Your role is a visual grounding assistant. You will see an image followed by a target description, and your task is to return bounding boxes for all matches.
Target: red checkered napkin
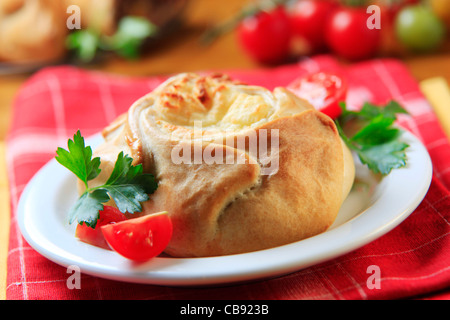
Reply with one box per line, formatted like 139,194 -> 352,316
5,55 -> 450,300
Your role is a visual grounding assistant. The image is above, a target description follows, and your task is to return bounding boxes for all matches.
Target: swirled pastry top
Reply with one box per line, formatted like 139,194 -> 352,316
145,73 -> 313,132
89,72 -> 355,257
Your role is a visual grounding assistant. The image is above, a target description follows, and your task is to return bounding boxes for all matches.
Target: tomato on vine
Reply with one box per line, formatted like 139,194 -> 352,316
395,4 -> 446,52
324,4 -> 382,60
237,6 -> 292,64
289,0 -> 338,54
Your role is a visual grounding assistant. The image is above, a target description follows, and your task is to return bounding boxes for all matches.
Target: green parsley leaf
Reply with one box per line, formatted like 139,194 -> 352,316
66,29 -> 101,63
103,16 -> 157,59
56,132 -> 158,228
55,130 -> 101,188
67,16 -> 157,62
350,115 -> 400,146
68,189 -> 110,227
100,151 -> 157,214
336,101 -> 410,176
357,140 -> 409,175
105,151 -> 144,186
339,100 -> 409,124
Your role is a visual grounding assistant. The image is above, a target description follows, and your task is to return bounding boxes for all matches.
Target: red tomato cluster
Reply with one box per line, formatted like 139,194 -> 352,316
237,0 -> 445,63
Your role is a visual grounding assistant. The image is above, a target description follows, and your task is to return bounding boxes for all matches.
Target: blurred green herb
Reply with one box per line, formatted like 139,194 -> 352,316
67,16 -> 157,62
66,29 -> 100,63
336,100 -> 410,175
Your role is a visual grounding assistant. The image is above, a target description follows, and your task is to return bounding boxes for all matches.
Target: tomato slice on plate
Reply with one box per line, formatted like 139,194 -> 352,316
101,211 -> 173,262
287,72 -> 347,119
75,206 -> 127,249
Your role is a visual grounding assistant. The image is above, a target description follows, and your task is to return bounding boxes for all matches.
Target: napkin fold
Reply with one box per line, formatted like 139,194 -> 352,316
5,55 -> 450,300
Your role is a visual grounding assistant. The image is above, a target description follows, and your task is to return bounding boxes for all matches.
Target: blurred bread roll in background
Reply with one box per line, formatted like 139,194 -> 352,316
0,0 -> 187,64
0,0 -> 67,64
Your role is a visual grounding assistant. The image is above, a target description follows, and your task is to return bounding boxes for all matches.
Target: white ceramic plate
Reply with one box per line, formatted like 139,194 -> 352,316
17,131 -> 432,287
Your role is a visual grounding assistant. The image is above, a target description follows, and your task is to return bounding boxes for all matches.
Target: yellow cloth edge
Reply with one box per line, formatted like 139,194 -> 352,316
0,141 -> 10,300
420,77 -> 450,141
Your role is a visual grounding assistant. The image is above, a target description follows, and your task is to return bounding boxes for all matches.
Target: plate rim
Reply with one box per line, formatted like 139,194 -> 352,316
16,130 -> 433,286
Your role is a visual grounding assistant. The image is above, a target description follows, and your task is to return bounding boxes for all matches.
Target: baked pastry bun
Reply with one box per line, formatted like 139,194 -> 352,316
0,0 -> 67,64
87,73 -> 355,257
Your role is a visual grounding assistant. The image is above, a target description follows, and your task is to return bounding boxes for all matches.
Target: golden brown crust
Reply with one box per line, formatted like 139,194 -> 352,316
91,73 -> 355,257
211,111 -> 343,256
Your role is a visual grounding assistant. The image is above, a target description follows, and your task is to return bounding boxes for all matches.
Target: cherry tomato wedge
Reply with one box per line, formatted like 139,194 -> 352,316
287,72 -> 347,119
101,211 -> 173,262
75,206 -> 127,249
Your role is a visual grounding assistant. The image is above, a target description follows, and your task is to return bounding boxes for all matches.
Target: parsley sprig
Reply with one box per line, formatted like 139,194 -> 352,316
336,100 -> 410,175
56,131 -> 158,228
67,16 -> 157,63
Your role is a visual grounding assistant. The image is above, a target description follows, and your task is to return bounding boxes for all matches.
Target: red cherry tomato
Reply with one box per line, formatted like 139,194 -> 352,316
75,206 -> 127,249
287,72 -> 347,119
237,6 -> 291,64
289,0 -> 338,54
325,6 -> 382,60
101,211 -> 173,262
